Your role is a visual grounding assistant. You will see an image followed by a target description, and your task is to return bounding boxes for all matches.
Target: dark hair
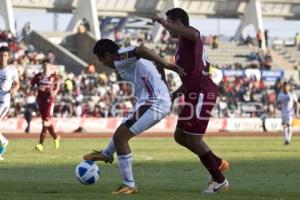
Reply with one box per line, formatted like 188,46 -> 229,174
166,8 -> 189,26
0,46 -> 10,53
283,81 -> 289,86
93,39 -> 119,58
42,58 -> 51,64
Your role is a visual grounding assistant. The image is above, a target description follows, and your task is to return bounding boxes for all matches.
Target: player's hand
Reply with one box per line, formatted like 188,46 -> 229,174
164,63 -> 186,77
9,89 -> 16,96
152,17 -> 168,27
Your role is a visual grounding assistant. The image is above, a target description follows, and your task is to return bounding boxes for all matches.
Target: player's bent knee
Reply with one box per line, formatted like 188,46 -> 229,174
43,120 -> 51,127
113,124 -> 135,145
174,128 -> 186,145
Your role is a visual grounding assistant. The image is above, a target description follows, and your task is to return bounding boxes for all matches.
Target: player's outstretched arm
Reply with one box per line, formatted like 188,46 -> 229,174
9,79 -> 20,96
135,46 -> 186,77
52,79 -> 62,97
152,17 -> 199,41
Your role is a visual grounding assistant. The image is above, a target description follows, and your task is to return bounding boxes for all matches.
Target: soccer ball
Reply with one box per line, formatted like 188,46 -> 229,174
75,160 -> 100,185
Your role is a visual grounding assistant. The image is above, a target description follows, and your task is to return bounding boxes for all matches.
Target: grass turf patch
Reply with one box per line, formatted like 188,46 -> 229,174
0,137 -> 300,200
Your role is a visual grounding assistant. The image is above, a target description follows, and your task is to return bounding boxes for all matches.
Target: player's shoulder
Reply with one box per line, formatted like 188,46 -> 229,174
277,92 -> 284,98
33,72 -> 42,78
118,46 -> 135,54
5,65 -> 17,72
114,46 -> 137,61
117,47 -> 135,60
189,26 -> 200,36
180,26 -> 201,41
2,65 -> 18,76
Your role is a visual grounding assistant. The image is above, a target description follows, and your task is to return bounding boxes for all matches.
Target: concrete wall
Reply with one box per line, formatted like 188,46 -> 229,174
61,32 -> 113,75
26,31 -> 88,75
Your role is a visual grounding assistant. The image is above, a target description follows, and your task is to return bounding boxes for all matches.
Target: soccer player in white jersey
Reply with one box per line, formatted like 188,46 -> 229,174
83,39 -> 185,194
277,82 -> 298,145
0,46 -> 20,160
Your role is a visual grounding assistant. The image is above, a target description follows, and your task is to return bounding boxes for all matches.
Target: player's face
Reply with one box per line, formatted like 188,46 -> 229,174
0,51 -> 9,67
283,84 -> 290,93
42,63 -> 51,75
166,17 -> 179,38
97,52 -> 114,68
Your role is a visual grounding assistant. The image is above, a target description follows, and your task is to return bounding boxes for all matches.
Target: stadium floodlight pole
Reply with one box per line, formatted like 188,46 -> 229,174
0,0 -> 16,35
234,0 -> 266,50
67,0 -> 100,39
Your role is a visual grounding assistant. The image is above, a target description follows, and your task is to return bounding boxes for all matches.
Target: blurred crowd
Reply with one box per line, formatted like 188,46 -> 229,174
216,76 -> 299,118
10,69 -> 296,120
1,29 -> 297,120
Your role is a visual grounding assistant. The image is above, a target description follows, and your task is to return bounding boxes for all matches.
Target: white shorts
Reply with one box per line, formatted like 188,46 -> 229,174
282,115 -> 293,125
123,98 -> 171,134
0,101 -> 10,121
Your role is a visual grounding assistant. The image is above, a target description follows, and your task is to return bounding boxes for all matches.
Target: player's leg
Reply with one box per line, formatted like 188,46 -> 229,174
0,132 -> 9,160
24,107 -> 32,133
282,120 -> 290,145
35,103 -> 48,151
288,124 -> 293,143
287,117 -> 293,143
175,92 -> 229,193
174,128 -> 226,168
83,137 -> 115,163
176,93 -> 228,171
35,122 -> 47,152
111,124 -> 137,194
102,138 -> 115,157
44,102 -> 60,149
0,105 -> 10,160
175,128 -> 228,187
111,99 -> 170,194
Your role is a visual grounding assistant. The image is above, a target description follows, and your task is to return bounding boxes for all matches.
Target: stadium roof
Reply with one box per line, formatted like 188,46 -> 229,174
11,0 -> 300,19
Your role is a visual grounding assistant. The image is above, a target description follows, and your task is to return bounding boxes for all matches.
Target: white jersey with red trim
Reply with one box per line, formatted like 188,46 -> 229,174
0,65 -> 19,104
114,47 -> 169,101
277,91 -> 298,121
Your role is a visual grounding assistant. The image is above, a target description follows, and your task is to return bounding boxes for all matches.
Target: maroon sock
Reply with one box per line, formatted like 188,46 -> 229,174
39,126 -> 47,144
211,152 -> 222,167
47,125 -> 57,139
199,151 -> 225,183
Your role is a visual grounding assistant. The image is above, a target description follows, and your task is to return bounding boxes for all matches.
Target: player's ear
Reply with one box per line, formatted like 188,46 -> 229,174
174,18 -> 181,25
104,51 -> 110,59
105,52 -> 114,60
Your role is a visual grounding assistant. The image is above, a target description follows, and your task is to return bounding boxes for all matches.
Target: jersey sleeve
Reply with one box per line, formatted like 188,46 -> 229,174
114,47 -> 139,69
277,93 -> 283,102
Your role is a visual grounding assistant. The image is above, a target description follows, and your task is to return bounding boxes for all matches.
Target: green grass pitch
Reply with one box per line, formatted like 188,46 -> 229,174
0,136 -> 300,200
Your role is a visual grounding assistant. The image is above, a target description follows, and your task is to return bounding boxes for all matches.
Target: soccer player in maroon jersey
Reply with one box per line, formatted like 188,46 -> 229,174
31,59 -> 61,152
153,8 -> 229,193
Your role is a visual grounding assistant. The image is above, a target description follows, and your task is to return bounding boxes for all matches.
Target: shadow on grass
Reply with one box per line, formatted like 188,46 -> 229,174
1,158 -> 300,200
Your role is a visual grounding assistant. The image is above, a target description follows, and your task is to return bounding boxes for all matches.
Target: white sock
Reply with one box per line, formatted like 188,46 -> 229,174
0,133 -> 8,145
288,127 -> 293,142
102,138 -> 115,157
284,127 -> 289,141
118,153 -> 135,187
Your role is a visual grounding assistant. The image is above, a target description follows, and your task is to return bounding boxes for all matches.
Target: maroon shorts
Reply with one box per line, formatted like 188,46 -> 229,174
176,91 -> 217,135
38,101 -> 54,121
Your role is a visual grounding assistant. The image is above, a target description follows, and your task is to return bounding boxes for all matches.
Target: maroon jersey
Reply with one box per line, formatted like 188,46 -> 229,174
31,72 -> 59,103
175,27 -> 217,93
